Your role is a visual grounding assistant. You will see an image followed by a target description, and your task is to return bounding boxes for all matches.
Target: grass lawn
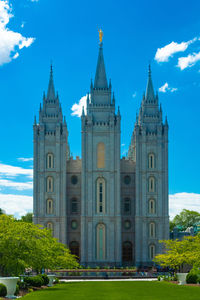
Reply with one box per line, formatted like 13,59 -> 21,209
22,281 -> 200,300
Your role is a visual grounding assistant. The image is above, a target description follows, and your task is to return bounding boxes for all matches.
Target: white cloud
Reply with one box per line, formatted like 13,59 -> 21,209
121,143 -> 125,147
159,82 -> 177,93
177,51 -> 200,70
0,0 -> 35,66
0,193 -> 33,217
0,163 -> 33,178
169,193 -> 200,219
18,157 -> 33,162
30,0 -> 39,2
21,21 -> 25,28
0,179 -> 33,190
71,94 -> 88,118
132,92 -> 137,98
155,38 -> 197,63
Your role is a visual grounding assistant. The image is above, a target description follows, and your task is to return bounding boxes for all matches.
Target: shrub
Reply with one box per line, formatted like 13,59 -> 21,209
39,274 -> 49,286
14,284 -> 19,296
0,283 -> 7,297
186,273 -> 198,284
28,288 -> 33,293
24,276 -> 43,287
54,277 -> 60,284
17,280 -> 28,290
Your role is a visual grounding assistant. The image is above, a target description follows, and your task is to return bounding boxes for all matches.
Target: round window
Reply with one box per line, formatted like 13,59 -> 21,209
71,220 -> 78,230
124,175 -> 131,185
71,175 -> 78,185
124,220 -> 131,230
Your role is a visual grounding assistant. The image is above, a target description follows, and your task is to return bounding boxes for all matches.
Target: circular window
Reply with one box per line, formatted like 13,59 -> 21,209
71,175 -> 78,185
124,220 -> 131,230
124,175 -> 131,185
71,220 -> 78,230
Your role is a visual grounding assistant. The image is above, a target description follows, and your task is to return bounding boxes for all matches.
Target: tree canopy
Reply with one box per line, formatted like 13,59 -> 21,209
170,209 -> 200,231
154,235 -> 200,271
0,215 -> 79,276
20,212 -> 33,223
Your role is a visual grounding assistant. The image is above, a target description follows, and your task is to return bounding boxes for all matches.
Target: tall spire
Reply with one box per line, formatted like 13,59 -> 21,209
94,43 -> 108,89
145,64 -> 155,101
47,64 -> 56,100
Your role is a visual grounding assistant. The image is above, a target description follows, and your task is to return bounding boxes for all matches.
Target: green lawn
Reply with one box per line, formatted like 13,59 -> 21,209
22,281 -> 200,300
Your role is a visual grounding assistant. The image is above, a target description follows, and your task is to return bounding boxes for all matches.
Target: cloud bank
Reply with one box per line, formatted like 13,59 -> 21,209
0,0 -> 35,65
155,38 -> 197,63
159,82 -> 177,93
71,95 -> 88,117
177,52 -> 200,70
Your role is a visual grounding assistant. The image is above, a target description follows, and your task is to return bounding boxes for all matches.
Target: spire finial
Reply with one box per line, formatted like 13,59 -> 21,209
148,64 -> 151,77
98,29 -> 103,44
94,37 -> 108,89
47,63 -> 56,100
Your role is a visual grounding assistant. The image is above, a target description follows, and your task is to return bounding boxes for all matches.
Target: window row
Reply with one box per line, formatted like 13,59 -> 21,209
46,198 -> 80,215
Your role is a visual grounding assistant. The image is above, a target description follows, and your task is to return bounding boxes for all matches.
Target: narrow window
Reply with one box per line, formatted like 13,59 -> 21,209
148,177 -> 155,192
97,178 -> 105,213
71,198 -> 78,214
148,153 -> 155,169
122,242 -> 132,262
97,223 -> 106,260
47,199 -> 53,214
97,143 -> 105,169
149,199 -> 156,214
47,222 -> 54,236
124,198 -> 131,215
149,244 -> 155,260
47,177 -> 54,192
47,153 -> 54,169
149,222 -> 156,238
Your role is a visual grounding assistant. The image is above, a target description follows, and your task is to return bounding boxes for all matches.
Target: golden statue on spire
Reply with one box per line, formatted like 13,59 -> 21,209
98,29 -> 103,43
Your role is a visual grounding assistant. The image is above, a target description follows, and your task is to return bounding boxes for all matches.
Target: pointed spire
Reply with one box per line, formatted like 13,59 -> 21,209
145,64 -> 155,101
94,43 -> 108,89
82,105 -> 85,116
47,64 -> 56,100
34,115 -> 37,125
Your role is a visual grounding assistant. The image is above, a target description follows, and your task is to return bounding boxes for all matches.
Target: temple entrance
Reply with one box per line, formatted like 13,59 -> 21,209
69,241 -> 80,260
122,241 -> 132,262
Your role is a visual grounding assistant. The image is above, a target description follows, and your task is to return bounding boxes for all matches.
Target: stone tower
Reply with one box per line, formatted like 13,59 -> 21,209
81,42 -> 122,266
128,66 -> 169,266
33,66 -> 69,244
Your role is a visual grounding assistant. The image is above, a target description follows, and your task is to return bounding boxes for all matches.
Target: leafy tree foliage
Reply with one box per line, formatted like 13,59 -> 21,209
0,208 -> 5,215
170,209 -> 200,231
0,215 -> 79,276
20,212 -> 33,223
154,235 -> 200,271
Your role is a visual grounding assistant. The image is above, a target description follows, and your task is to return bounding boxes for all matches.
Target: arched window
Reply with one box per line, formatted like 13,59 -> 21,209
71,198 -> 78,214
149,244 -> 155,260
47,222 -> 54,236
47,176 -> 54,192
69,241 -> 80,259
122,241 -> 132,262
97,142 -> 105,169
148,153 -> 155,169
47,199 -> 53,214
149,199 -> 156,214
96,223 -> 106,260
97,178 -> 106,213
149,222 -> 156,238
148,176 -> 155,193
124,198 -> 131,215
47,153 -> 54,169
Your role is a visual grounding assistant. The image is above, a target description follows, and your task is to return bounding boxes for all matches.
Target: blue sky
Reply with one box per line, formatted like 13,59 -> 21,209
0,0 -> 200,218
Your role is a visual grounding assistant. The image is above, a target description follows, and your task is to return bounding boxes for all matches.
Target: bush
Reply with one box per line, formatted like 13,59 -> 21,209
17,280 -> 28,290
14,284 -> 19,296
24,276 -> 43,287
186,273 -> 198,284
0,283 -> 7,297
39,274 -> 49,286
54,277 -> 60,284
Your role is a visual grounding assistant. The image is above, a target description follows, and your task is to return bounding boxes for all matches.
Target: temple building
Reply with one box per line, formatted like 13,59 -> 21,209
33,36 -> 169,267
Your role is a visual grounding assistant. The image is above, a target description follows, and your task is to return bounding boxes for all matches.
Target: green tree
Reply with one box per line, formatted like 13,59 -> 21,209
0,215 -> 79,276
172,209 -> 200,231
0,208 -> 5,215
154,235 -> 200,271
21,212 -> 33,223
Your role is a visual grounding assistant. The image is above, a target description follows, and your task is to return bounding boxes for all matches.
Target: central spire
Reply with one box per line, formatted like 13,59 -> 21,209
47,64 -> 56,100
145,64 -> 155,101
94,39 -> 108,89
